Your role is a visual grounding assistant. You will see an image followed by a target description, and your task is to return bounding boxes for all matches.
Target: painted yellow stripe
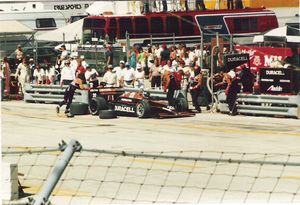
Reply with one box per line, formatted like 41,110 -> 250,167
9,147 -> 61,155
3,110 -> 300,137
131,158 -> 201,169
22,184 -> 92,197
281,176 -> 300,180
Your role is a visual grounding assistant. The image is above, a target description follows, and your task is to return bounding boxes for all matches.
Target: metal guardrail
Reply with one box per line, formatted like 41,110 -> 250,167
218,91 -> 300,119
24,83 -> 89,104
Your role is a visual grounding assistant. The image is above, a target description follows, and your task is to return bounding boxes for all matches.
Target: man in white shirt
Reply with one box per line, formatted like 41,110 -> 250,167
102,65 -> 117,87
60,45 -> 68,61
134,64 -> 145,88
60,60 -> 75,86
123,62 -> 135,87
33,65 -> 45,85
113,60 -> 126,87
85,64 -> 99,88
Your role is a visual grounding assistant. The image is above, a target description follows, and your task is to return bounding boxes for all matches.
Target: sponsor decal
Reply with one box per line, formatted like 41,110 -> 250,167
227,55 -> 248,62
120,98 -> 133,102
54,4 -> 90,10
203,25 -> 223,30
267,85 -> 283,92
259,68 -> 292,94
114,105 -> 135,113
265,70 -> 285,76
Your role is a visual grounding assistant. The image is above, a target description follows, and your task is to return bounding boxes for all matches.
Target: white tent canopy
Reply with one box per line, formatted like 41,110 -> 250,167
0,20 -> 33,34
253,26 -> 300,43
35,19 -> 84,42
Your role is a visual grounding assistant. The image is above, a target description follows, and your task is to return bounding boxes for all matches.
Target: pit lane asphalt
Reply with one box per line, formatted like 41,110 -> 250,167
2,101 -> 300,154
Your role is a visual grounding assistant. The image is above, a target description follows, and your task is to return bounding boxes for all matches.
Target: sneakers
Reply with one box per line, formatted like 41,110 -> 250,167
56,106 -> 60,114
64,109 -> 70,114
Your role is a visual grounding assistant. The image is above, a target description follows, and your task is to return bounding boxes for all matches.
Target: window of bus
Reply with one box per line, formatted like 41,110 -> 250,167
135,17 -> 148,35
150,17 -> 164,37
181,16 -> 194,36
83,18 -> 106,43
233,17 -> 258,33
119,18 -> 133,39
108,18 -> 117,43
166,16 -> 179,36
36,18 -> 56,28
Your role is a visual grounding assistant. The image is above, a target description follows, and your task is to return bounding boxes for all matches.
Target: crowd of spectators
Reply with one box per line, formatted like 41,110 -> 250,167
0,42 -> 259,113
138,0 -> 244,13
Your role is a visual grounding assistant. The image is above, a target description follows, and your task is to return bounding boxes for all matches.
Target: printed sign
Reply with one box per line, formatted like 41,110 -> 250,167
223,53 -> 249,72
259,68 -> 292,94
235,46 -> 293,72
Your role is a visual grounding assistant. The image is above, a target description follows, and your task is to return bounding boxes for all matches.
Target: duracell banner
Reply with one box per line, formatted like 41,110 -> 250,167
223,53 -> 249,72
259,68 -> 293,94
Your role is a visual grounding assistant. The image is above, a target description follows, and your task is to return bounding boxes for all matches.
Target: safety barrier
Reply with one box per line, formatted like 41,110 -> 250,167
218,91 -> 300,119
23,84 -> 185,105
24,84 -> 89,104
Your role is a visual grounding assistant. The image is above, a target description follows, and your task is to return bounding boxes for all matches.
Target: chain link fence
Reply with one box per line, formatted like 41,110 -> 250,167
2,145 -> 300,204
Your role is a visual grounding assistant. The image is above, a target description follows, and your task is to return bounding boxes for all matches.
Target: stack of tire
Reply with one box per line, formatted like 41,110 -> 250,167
89,97 -> 117,119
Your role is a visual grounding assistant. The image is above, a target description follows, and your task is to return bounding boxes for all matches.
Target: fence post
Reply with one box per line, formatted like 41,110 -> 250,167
29,139 -> 82,205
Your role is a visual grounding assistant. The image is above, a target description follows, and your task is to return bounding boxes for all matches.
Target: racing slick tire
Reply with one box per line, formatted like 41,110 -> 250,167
175,97 -> 189,112
89,97 -> 108,115
136,100 -> 151,118
70,102 -> 89,115
99,109 -> 117,119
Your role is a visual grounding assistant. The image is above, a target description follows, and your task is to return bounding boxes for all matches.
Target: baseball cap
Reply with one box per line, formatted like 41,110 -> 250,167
119,60 -> 125,64
125,62 -> 130,67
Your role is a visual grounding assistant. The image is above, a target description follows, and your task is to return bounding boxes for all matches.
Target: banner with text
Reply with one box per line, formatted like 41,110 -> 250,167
234,46 -> 293,72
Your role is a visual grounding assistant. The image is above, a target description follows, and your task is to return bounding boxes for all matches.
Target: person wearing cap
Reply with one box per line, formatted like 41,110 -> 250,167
85,64 -> 99,88
56,70 -> 89,114
33,64 -> 45,85
80,55 -> 88,69
15,58 -> 30,94
224,69 -> 240,115
113,60 -> 126,87
102,65 -> 117,87
15,44 -> 24,64
60,60 -> 75,86
123,62 -> 135,87
134,63 -> 145,89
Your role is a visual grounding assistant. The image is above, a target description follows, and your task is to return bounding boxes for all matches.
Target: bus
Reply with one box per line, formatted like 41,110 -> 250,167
82,7 -> 278,46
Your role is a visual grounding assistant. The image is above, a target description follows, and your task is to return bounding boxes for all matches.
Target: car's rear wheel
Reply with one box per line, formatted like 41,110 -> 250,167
175,97 -> 189,112
136,100 -> 151,118
89,97 -> 108,115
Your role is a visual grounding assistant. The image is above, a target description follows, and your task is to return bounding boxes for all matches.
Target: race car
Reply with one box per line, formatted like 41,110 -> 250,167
98,90 -> 195,118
